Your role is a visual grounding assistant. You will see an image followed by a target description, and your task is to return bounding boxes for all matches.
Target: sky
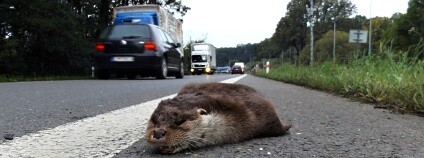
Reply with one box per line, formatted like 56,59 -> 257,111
180,0 -> 409,48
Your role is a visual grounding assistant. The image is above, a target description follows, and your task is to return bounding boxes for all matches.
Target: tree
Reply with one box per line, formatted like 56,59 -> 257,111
335,15 -> 367,33
271,0 -> 308,59
216,43 -> 257,67
299,30 -> 358,64
402,0 -> 424,59
0,0 -> 91,75
271,0 -> 356,65
379,0 -> 424,58
368,17 -> 391,53
405,0 -> 424,42
312,0 -> 357,41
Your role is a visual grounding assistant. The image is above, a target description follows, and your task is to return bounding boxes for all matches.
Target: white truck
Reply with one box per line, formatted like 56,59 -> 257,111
190,43 -> 216,75
112,5 -> 183,53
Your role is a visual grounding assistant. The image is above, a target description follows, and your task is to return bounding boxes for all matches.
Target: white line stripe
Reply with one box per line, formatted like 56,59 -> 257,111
219,74 -> 246,83
0,75 -> 246,158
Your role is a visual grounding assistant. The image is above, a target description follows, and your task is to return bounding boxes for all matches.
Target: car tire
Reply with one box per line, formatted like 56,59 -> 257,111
175,61 -> 184,79
156,58 -> 167,79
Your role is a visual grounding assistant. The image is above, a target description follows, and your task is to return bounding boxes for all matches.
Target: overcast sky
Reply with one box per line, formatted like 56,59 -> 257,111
180,0 -> 409,48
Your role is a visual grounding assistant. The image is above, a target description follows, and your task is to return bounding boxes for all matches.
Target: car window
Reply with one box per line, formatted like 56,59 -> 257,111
163,30 -> 175,44
192,55 -> 207,62
155,28 -> 168,43
100,25 -> 151,39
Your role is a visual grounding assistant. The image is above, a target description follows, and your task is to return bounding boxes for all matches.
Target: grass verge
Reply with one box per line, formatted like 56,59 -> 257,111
255,54 -> 424,115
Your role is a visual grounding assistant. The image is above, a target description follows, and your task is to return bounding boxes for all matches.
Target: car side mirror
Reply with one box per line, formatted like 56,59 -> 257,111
175,43 -> 181,48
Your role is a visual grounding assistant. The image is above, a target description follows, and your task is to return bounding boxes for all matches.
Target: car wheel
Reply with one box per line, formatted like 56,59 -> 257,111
175,61 -> 184,79
156,58 -> 167,79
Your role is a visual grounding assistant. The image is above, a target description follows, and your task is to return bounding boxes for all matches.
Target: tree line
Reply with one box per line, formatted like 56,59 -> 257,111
0,0 -> 188,76
218,0 -> 424,67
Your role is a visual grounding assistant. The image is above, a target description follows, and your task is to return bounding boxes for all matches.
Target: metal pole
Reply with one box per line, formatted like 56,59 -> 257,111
333,19 -> 336,63
369,0 -> 372,56
310,0 -> 314,66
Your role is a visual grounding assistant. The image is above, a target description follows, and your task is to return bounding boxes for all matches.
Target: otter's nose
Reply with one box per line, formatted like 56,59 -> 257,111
153,129 -> 166,139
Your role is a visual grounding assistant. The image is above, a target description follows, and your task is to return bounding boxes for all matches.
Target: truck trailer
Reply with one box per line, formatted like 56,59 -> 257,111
190,43 -> 216,75
112,5 -> 183,53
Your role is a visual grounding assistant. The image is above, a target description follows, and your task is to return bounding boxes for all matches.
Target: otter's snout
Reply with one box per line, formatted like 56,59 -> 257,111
153,129 -> 167,139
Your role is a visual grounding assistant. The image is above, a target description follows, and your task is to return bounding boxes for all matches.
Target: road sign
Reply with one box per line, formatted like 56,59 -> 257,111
349,29 -> 368,43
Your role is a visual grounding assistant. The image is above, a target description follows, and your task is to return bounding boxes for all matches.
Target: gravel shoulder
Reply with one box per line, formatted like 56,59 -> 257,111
115,75 -> 424,157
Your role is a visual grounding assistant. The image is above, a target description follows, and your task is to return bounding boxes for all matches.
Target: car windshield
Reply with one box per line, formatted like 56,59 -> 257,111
100,25 -> 151,39
192,55 -> 207,62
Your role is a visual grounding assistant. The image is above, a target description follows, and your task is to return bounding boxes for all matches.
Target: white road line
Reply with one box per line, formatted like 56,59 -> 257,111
0,75 -> 246,158
219,74 -> 246,84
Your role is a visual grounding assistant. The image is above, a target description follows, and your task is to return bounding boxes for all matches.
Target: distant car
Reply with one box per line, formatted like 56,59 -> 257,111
234,62 -> 245,72
231,65 -> 244,74
216,66 -> 231,74
221,66 -> 231,73
91,24 -> 184,79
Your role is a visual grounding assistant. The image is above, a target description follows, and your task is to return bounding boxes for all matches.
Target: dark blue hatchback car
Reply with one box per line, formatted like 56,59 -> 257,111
91,24 -> 184,79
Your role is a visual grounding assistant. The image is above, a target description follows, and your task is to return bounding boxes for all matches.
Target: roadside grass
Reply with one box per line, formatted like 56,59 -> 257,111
255,52 -> 424,115
0,75 -> 91,82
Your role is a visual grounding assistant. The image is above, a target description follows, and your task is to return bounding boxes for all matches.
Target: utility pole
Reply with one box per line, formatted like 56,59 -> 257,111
333,18 -> 336,63
309,0 -> 314,66
368,0 -> 372,56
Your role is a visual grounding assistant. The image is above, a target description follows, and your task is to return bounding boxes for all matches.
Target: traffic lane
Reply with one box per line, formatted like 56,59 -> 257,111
114,75 -> 424,157
0,74 -> 236,143
241,75 -> 424,157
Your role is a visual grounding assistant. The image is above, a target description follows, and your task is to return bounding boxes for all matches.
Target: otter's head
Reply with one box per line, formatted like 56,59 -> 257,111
145,94 -> 210,154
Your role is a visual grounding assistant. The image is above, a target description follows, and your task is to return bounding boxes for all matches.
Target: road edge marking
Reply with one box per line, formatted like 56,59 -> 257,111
0,75 -> 247,157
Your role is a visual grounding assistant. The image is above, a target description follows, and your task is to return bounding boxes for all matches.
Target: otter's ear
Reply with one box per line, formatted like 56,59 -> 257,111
197,108 -> 208,115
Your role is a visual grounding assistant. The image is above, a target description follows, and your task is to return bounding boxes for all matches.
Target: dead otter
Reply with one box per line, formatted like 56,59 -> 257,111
145,83 -> 291,154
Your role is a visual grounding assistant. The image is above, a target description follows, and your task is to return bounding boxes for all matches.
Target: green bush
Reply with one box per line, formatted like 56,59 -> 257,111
299,31 -> 359,65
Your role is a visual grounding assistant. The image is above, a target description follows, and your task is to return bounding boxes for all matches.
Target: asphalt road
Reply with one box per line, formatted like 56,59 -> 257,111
1,74 -> 423,157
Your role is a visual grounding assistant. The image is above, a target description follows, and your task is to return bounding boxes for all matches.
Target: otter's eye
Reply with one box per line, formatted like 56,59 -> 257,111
174,120 -> 186,126
150,116 -> 158,125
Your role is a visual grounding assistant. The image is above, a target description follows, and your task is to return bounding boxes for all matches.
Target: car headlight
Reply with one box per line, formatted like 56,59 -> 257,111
205,67 -> 211,72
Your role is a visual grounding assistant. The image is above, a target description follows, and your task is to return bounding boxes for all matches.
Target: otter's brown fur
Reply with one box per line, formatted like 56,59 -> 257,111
145,83 -> 291,154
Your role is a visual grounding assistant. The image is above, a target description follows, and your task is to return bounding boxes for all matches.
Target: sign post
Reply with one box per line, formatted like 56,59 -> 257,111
266,61 -> 270,74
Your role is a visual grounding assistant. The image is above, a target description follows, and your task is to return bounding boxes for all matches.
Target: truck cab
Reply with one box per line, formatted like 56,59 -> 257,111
190,43 -> 216,75
191,51 -> 212,75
